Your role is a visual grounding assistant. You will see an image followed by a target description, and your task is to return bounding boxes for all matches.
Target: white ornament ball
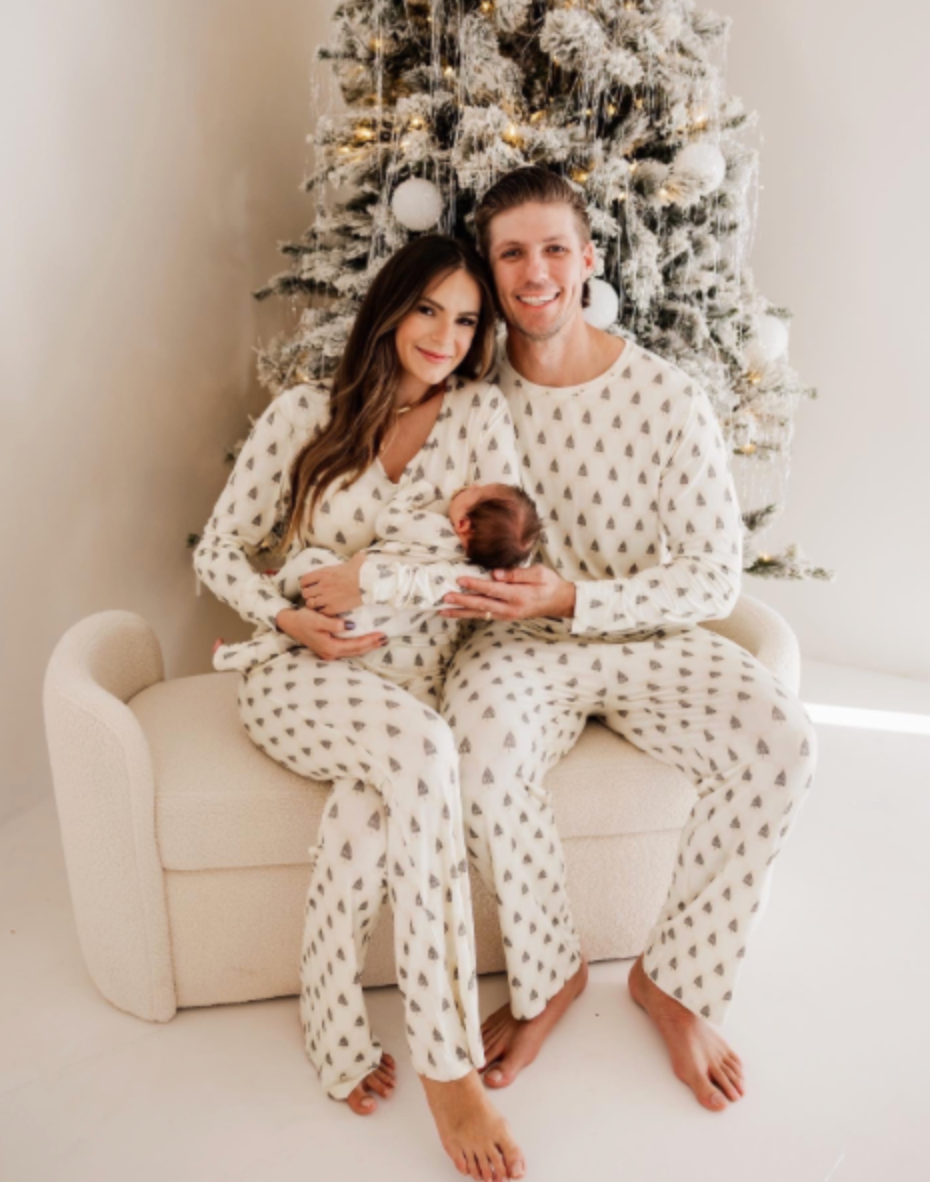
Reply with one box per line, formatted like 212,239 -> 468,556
674,142 -> 727,193
583,278 -> 620,330
745,315 -> 790,368
390,178 -> 443,231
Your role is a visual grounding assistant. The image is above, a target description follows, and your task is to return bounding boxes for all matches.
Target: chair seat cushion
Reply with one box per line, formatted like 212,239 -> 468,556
131,672 -> 697,873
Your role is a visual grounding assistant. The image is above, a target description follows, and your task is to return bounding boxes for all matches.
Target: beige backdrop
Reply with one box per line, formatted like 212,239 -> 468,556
3,0 -> 926,826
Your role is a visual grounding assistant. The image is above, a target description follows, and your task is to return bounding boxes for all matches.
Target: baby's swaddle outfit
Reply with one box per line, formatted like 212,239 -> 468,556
213,478 -> 483,704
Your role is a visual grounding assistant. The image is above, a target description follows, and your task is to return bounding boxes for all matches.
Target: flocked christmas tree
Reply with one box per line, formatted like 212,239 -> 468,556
245,0 -> 830,580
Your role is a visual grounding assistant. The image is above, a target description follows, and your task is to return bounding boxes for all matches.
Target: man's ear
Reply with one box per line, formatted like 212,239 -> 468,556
582,238 -> 597,279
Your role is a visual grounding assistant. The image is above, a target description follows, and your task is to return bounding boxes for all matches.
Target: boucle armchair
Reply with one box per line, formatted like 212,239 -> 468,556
43,595 -> 799,1023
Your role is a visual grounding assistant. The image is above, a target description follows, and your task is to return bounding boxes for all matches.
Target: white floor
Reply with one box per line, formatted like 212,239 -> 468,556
2,660 -> 929,1182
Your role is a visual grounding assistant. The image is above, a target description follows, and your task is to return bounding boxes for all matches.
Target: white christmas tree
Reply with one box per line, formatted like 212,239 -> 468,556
251,0 -> 831,581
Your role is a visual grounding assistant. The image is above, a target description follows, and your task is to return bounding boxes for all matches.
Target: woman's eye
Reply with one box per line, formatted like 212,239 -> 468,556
418,305 -> 434,315
458,318 -> 477,327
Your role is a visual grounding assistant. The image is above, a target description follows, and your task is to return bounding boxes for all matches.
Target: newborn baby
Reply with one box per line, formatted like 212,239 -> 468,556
212,479 -> 541,701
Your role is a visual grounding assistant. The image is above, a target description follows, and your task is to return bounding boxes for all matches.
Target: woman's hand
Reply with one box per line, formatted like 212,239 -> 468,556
299,552 -> 366,615
276,607 -> 385,661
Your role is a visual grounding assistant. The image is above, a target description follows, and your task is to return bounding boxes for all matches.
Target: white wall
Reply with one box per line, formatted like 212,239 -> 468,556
712,0 -> 930,681
0,0 -> 337,824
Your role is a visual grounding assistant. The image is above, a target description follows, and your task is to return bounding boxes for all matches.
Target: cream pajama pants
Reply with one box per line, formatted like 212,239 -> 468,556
441,617 -> 817,1026
238,649 -> 484,1098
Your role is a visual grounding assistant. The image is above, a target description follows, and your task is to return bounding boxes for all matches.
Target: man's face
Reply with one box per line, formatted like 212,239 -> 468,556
485,201 -> 596,342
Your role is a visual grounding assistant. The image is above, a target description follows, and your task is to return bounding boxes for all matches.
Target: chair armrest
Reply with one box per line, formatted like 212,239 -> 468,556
43,612 -> 176,1021
700,593 -> 801,694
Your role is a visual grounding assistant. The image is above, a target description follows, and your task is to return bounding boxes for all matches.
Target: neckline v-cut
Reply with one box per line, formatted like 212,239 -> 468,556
375,392 -> 447,486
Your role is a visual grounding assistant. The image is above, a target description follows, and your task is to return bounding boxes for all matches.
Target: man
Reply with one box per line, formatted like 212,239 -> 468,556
439,166 -> 817,1112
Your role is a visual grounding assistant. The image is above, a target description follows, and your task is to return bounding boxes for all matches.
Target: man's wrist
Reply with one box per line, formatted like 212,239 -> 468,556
557,579 -> 577,619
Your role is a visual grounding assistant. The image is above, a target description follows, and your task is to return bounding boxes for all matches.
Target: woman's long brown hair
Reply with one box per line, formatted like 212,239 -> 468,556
281,235 -> 498,550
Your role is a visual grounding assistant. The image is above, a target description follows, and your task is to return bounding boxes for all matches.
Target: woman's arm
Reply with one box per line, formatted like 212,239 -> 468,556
194,388 -> 339,630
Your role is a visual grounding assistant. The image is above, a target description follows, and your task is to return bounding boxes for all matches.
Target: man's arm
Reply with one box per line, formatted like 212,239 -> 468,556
443,386 -> 742,632
570,385 -> 743,638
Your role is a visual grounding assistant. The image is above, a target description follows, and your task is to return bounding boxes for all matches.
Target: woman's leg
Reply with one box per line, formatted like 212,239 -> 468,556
238,649 -> 484,1091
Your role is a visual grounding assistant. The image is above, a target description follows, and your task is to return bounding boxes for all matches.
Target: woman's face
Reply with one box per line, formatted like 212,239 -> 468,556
393,268 -> 483,403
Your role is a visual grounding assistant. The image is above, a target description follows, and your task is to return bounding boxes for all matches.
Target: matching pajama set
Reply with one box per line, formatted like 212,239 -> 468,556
194,379 -> 520,1098
431,342 -> 818,1025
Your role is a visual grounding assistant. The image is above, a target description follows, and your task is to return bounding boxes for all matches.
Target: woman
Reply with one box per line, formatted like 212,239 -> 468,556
194,236 -> 525,1182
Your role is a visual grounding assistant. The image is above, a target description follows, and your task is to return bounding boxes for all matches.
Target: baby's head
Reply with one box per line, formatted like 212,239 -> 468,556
448,483 -> 542,570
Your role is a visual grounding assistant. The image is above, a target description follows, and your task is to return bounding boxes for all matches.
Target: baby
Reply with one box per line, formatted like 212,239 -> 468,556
212,479 -> 541,703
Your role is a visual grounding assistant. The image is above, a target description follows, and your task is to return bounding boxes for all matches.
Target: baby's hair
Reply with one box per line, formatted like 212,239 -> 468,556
463,486 -> 542,570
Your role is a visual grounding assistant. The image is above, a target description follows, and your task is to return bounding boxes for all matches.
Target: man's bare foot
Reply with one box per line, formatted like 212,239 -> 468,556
628,955 -> 745,1111
342,1052 -> 397,1116
421,1070 -> 525,1181
480,958 -> 588,1090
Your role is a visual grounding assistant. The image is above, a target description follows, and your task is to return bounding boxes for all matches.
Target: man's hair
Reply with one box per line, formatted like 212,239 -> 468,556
474,166 -> 592,307
462,486 -> 543,571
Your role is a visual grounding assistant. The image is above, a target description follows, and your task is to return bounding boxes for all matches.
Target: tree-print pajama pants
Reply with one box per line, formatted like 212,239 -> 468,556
440,618 -> 818,1025
237,648 -> 484,1098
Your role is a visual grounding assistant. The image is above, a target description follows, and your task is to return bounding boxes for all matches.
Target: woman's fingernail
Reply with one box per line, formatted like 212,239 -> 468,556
344,621 -> 356,630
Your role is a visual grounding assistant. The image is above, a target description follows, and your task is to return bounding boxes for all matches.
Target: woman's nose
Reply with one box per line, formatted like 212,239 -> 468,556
429,319 -> 456,350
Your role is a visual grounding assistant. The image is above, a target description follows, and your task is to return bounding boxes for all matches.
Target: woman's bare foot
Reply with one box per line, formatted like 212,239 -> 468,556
421,1070 -> 525,1181
480,958 -> 588,1090
342,1052 -> 397,1116
628,955 -> 745,1111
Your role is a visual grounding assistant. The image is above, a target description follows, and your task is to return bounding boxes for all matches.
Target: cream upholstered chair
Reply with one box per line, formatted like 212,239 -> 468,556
43,595 -> 799,1023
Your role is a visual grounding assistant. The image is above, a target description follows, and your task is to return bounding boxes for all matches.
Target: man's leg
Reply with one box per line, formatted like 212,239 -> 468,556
597,625 -> 817,1109
441,622 -> 596,1088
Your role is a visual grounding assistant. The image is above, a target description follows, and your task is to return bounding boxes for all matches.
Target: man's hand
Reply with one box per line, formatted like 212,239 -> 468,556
440,564 -> 576,622
276,607 -> 385,661
299,552 -> 365,615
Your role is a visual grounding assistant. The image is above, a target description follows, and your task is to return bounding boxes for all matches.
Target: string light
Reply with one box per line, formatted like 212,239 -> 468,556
371,37 -> 382,51
747,371 -> 763,385
740,442 -> 757,455
409,116 -> 424,129
443,64 -> 455,78
607,103 -> 617,117
572,167 -> 590,183
480,0 -> 493,11
529,109 -> 547,123
502,122 -> 522,146
354,125 -> 376,141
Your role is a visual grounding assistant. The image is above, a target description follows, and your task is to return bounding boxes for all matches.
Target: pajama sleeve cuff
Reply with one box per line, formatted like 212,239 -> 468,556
255,589 -> 298,632
569,579 -> 614,638
359,555 -> 395,606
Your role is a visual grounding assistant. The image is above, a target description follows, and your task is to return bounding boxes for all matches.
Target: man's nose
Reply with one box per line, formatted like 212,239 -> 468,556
521,250 -> 548,285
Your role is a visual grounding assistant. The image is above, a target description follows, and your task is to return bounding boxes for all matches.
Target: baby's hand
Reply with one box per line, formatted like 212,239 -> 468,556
212,638 -> 225,656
